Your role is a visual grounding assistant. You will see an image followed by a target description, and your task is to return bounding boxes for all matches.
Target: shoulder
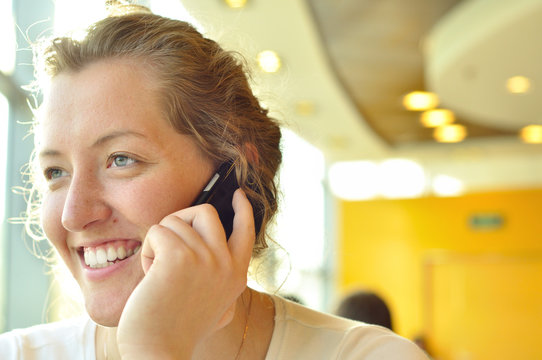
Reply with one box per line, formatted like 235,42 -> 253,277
268,295 -> 428,360
0,316 -> 95,360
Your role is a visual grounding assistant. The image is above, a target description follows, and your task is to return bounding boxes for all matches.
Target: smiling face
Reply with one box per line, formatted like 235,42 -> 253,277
38,59 -> 214,326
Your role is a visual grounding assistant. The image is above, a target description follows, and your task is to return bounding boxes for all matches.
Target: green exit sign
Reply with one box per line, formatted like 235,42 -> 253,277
468,213 -> 504,230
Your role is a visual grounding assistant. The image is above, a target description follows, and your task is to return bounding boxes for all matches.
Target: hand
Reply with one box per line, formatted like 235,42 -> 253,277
117,189 -> 255,359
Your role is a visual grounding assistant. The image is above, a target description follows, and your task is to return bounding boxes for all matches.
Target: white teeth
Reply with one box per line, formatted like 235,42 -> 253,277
96,248 -> 107,264
117,246 -> 127,260
86,250 -> 97,267
107,246 -> 116,261
84,244 -> 140,269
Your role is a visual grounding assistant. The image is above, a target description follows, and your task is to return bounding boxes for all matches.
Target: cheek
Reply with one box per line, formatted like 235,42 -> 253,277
113,176 -> 199,228
41,192 -> 68,252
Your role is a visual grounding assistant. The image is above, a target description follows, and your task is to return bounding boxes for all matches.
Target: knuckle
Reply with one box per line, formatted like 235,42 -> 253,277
198,203 -> 218,217
146,224 -> 164,238
159,213 -> 178,226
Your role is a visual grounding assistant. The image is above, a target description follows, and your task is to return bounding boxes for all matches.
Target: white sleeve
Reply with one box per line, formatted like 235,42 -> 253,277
0,316 -> 96,360
0,330 -> 21,360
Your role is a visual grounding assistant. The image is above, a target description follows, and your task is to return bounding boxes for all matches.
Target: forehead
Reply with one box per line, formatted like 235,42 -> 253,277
38,59 -> 165,145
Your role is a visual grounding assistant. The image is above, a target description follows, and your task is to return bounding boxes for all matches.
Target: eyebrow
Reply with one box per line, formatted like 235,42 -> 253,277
91,130 -> 147,147
38,130 -> 147,159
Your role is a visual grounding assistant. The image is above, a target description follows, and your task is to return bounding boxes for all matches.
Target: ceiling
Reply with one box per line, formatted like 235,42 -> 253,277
165,0 -> 542,190
306,0 -> 518,145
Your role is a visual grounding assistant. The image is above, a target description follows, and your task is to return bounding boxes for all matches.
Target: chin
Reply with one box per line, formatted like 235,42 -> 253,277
77,258 -> 144,327
82,281 -> 138,327
85,294 -> 126,327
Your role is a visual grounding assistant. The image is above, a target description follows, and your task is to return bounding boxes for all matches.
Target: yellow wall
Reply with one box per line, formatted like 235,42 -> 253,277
336,188 -> 542,359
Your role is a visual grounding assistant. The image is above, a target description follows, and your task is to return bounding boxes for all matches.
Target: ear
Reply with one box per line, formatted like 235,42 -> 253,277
243,143 -> 260,166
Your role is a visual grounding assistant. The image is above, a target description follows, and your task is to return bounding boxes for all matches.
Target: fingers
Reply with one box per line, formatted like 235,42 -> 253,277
141,207 -> 223,279
141,223 -> 197,275
142,189 -> 255,280
165,203 -> 226,245
229,189 -> 255,269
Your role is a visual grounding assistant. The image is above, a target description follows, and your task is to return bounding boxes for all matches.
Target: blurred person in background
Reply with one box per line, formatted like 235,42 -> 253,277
336,290 -> 393,330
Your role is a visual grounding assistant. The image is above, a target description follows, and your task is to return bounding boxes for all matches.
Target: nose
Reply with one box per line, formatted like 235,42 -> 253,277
61,171 -> 112,232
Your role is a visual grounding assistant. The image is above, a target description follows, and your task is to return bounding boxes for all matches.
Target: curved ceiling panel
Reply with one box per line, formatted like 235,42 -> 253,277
425,0 -> 542,131
307,0 -> 514,146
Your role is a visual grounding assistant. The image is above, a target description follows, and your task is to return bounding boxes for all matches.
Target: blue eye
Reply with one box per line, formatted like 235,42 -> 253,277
108,154 -> 137,168
44,168 -> 67,180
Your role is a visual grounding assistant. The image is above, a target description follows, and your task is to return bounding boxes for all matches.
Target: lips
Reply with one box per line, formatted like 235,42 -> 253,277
82,240 -> 141,269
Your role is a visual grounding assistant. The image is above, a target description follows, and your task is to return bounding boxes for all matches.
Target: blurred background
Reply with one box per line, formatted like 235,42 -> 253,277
1,0 -> 541,358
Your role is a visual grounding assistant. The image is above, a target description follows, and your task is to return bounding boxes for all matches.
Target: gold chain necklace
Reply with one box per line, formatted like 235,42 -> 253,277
234,290 -> 253,360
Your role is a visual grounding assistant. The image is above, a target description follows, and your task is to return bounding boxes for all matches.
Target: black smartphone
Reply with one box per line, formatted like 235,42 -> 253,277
192,161 -> 262,239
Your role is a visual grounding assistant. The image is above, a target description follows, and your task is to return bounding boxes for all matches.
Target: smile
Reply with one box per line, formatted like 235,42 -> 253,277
83,242 -> 141,269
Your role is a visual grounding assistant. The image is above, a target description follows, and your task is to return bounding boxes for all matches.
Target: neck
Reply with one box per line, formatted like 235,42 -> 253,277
192,288 -> 254,360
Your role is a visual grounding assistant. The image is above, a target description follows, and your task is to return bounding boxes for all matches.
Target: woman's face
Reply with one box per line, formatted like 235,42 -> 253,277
38,59 -> 214,326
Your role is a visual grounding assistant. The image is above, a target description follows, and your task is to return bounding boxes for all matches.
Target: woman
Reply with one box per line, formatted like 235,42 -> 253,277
0,5 -> 428,359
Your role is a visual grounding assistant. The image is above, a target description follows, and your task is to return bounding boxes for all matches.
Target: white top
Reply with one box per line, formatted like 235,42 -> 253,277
0,315 -> 96,359
266,295 -> 428,359
0,295 -> 428,359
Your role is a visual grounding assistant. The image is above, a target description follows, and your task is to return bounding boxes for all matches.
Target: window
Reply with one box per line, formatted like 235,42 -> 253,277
0,0 -> 14,333
0,93 -> 9,332
53,0 -> 200,36
0,0 -> 15,74
0,95 -> 8,224
271,128 -> 328,310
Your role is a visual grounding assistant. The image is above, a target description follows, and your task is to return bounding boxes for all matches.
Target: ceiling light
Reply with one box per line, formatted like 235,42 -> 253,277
328,161 -> 380,200
379,159 -> 426,199
295,100 -> 315,116
329,159 -> 427,200
434,124 -> 467,143
420,109 -> 455,127
520,125 -> 542,143
257,50 -> 281,73
402,91 -> 439,111
224,0 -> 247,8
506,76 -> 531,94
432,174 -> 464,197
